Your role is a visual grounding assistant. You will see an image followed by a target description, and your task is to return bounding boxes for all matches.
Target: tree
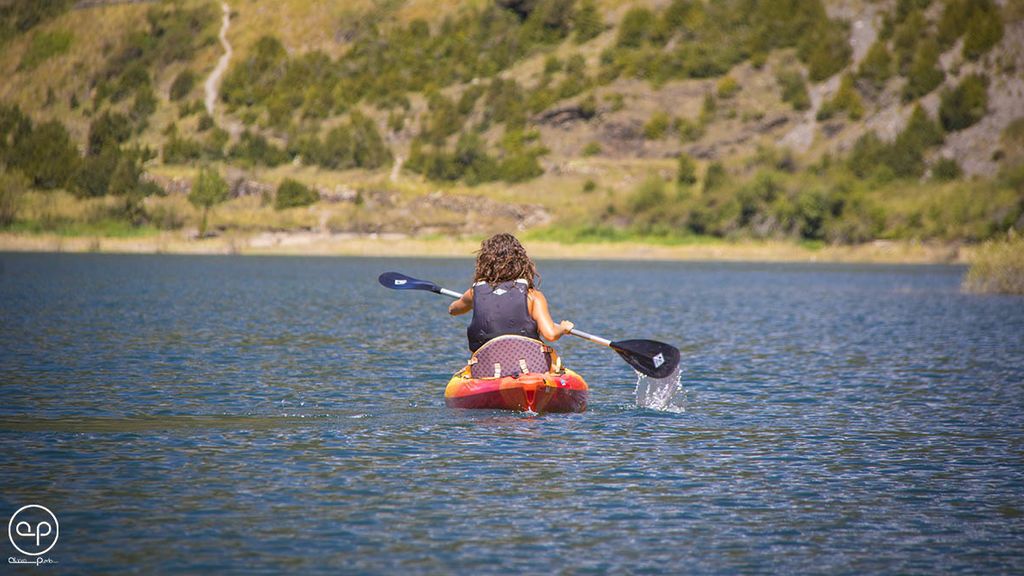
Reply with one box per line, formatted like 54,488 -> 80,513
188,166 -> 229,237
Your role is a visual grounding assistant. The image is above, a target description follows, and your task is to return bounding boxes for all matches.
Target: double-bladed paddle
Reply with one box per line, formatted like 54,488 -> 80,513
378,271 -> 681,379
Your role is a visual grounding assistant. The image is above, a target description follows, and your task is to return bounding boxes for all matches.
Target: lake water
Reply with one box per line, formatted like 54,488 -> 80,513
1,253 -> 1022,574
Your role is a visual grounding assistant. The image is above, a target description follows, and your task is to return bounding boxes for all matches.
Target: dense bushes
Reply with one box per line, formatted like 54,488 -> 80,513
4,118 -> 79,190
222,1 -> 587,126
0,104 -> 157,220
406,129 -> 545,185
848,105 -> 944,180
291,111 -> 391,170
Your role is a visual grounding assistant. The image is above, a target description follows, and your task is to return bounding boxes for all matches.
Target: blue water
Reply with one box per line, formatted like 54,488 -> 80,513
1,253 -> 1023,574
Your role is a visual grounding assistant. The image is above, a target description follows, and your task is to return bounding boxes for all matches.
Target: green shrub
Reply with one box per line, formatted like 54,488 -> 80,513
677,118 -> 704,142
940,74 -> 989,132
937,0 -> 972,47
892,10 -> 927,73
902,104 -> 945,150
717,76 -> 740,99
776,68 -> 810,111
130,86 -> 158,126
499,151 -> 544,182
229,131 -> 290,167
700,93 -> 717,123
703,161 -> 728,192
19,29 -> 72,70
643,111 -> 671,139
87,111 -> 132,156
275,178 -> 318,210
582,142 -> 601,156
798,19 -> 852,81
963,0 -> 1004,60
163,134 -> 203,164
629,175 -> 668,214
677,153 -> 697,185
169,70 -> 196,101
963,234 -> 1024,294
582,178 -> 597,193
572,0 -> 603,43
932,157 -> 962,181
76,147 -> 121,197
847,132 -> 887,179
616,7 -> 655,48
902,38 -> 944,102
818,73 -> 864,121
8,120 -> 80,190
858,40 -> 893,89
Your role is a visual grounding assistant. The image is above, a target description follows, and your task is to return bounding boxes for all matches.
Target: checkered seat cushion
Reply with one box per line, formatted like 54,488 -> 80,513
469,335 -> 552,379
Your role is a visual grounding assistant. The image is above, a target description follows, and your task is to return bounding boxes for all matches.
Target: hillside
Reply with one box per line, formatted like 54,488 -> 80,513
0,0 -> 1022,250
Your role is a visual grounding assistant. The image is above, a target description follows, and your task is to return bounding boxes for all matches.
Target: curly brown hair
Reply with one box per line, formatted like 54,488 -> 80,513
473,233 -> 539,288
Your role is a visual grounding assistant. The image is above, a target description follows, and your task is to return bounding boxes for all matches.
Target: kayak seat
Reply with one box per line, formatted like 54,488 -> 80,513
469,335 -> 552,379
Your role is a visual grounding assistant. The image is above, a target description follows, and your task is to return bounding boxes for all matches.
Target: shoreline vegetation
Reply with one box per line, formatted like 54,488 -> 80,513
0,0 -> 1020,289
0,230 -> 971,264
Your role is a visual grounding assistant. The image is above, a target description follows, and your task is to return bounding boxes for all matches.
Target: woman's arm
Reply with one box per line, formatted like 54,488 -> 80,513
528,289 -> 574,342
448,288 -> 473,316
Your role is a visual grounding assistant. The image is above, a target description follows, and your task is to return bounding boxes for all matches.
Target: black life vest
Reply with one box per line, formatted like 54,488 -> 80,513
467,279 -> 540,352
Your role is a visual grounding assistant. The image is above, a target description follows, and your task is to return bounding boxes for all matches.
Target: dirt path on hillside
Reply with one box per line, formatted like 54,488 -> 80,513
204,2 -> 232,117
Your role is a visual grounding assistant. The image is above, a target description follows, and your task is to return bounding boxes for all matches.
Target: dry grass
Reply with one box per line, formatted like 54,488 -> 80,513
963,233 -> 1024,295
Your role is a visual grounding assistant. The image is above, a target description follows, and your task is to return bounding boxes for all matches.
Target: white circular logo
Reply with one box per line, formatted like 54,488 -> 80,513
8,505 -> 59,557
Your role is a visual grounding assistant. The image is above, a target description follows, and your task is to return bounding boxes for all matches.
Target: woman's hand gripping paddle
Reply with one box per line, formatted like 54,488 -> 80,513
378,272 -> 681,379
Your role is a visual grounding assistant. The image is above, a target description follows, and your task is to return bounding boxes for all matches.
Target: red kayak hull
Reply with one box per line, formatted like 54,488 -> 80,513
444,369 -> 588,413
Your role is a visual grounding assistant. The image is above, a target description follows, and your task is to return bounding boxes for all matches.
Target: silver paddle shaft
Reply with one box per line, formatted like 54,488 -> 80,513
439,288 -> 462,299
567,328 -> 612,347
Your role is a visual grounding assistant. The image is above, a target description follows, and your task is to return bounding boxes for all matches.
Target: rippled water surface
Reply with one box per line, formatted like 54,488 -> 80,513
1,253 -> 1023,574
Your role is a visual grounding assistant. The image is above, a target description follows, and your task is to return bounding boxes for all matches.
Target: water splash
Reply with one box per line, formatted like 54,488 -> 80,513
634,366 -> 685,412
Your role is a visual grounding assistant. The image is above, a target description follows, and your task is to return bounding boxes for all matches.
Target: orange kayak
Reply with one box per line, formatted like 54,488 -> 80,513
444,367 -> 588,413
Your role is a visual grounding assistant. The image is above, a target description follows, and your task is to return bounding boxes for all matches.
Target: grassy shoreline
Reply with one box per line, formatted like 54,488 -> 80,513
0,231 -> 972,264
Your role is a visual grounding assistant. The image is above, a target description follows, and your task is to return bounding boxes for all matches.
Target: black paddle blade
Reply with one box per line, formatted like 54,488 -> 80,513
610,339 -> 681,378
378,272 -> 441,294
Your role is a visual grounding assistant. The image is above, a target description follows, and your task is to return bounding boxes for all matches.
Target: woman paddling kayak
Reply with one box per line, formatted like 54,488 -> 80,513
443,233 -> 587,412
448,233 -> 574,352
